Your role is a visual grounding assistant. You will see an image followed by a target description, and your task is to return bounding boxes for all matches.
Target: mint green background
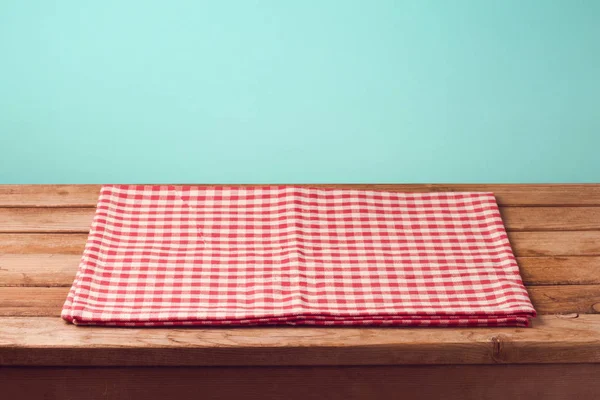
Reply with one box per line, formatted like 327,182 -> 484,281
1,1 -> 599,183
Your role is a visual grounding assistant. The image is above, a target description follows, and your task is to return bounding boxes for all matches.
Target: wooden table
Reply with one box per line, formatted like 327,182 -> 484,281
1,184 -> 599,399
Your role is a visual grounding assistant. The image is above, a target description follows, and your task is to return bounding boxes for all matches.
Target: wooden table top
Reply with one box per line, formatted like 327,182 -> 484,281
1,184 -> 599,367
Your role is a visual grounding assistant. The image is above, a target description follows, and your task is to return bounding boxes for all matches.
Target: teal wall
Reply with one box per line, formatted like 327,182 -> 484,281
1,1 -> 599,183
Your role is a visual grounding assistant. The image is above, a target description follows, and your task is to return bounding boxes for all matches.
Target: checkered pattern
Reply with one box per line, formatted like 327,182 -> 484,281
62,185 -> 536,327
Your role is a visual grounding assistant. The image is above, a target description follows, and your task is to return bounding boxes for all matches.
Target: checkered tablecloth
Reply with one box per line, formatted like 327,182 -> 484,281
62,185 -> 536,327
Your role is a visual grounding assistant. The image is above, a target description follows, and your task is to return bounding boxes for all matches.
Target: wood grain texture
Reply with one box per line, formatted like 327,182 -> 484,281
0,208 -> 94,233
0,285 -> 598,317
0,315 -> 599,366
2,231 -> 600,257
528,285 -> 600,314
2,184 -> 600,207
500,207 -> 600,231
508,231 -> 600,256
0,257 -> 596,290
0,185 -> 100,207
518,257 -> 600,285
3,206 -> 600,233
0,254 -> 80,286
3,364 -> 600,400
0,287 -> 68,317
0,234 -> 87,254
3,254 -> 598,287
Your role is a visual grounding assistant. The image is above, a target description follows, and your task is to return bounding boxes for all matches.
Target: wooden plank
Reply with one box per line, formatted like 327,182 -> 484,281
0,254 -> 80,286
3,206 -> 600,234
508,231 -> 600,256
528,285 -> 600,314
0,185 -> 100,207
0,285 -> 598,317
0,287 -> 68,317
500,207 -> 600,231
1,254 -> 599,287
0,208 -> 94,233
518,257 -> 600,285
1,232 -> 599,260
0,206 -> 599,234
0,234 -> 87,254
2,364 -> 600,400
1,235 -> 599,287
0,315 -> 599,366
2,184 -> 600,207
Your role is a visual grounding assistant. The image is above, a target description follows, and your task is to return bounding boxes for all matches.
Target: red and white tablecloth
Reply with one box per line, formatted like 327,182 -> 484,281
62,185 -> 536,327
